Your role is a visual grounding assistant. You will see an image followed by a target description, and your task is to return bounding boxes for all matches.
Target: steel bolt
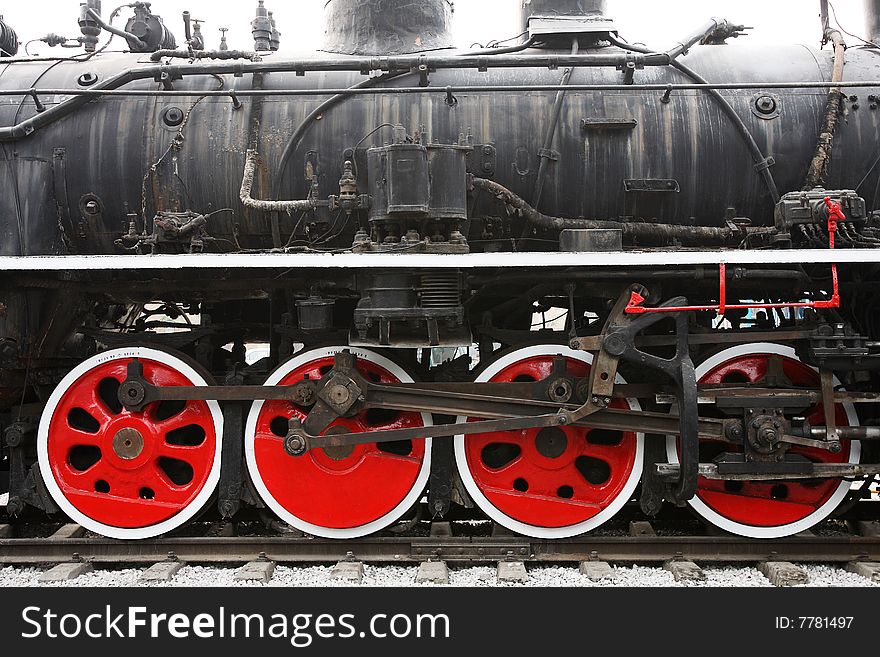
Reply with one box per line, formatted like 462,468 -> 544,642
285,434 -> 307,456
163,106 -> 185,127
6,496 -> 24,516
755,95 -> 777,115
4,426 -> 23,448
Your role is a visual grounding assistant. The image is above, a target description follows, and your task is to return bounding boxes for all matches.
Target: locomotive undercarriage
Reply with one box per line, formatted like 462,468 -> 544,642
4,0 -> 880,543
2,262 -> 878,540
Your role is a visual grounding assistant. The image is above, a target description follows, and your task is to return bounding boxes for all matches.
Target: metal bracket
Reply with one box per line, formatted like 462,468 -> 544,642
571,285 -> 699,503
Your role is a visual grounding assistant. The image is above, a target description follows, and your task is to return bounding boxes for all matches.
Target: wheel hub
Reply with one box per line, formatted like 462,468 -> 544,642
112,427 -> 145,460
535,427 -> 568,459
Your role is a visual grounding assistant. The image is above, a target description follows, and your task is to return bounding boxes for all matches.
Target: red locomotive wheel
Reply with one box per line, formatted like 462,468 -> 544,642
245,347 -> 432,539
37,348 -> 223,540
666,344 -> 861,538
454,345 -> 644,538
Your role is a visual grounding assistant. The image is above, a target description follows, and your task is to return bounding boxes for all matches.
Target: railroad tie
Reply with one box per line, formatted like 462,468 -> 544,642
845,562 -> 880,583
140,560 -> 186,583
416,560 -> 449,584
49,524 -> 86,540
759,561 -> 810,587
854,521 -> 880,538
663,560 -> 707,582
496,561 -> 529,583
629,521 -> 656,537
235,556 -> 276,584
579,560 -> 617,582
37,560 -> 94,583
331,560 -> 364,583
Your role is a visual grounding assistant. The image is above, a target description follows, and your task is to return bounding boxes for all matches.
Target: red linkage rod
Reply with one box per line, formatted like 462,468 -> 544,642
625,197 -> 842,315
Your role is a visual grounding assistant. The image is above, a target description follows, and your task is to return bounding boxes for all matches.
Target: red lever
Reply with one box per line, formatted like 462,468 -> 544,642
823,196 -> 843,249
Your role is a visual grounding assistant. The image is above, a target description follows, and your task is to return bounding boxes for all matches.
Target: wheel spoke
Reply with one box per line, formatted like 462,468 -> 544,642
245,347 -> 432,538
456,346 -> 643,537
41,348 -> 221,538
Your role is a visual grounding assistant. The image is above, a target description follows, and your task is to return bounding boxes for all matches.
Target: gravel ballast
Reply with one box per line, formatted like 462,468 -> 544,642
0,563 -> 875,588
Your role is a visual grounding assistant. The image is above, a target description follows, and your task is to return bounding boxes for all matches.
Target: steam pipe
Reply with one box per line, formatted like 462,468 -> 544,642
150,49 -> 258,62
471,178 -> 772,246
0,51 -> 673,142
531,39 -> 579,212
804,28 -> 846,189
240,149 -> 327,213
183,11 -> 193,44
666,18 -> 733,60
86,8 -> 146,51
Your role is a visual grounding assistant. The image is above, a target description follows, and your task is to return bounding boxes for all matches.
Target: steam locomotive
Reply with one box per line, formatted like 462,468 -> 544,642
1,0 -> 879,541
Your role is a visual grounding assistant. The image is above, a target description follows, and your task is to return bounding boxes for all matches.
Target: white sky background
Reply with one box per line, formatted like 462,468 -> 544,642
0,1 -> 871,57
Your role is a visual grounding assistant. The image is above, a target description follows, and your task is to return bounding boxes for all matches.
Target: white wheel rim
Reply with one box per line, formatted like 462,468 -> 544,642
245,346 -> 433,539
37,347 -> 224,540
665,343 -> 861,539
454,345 -> 644,539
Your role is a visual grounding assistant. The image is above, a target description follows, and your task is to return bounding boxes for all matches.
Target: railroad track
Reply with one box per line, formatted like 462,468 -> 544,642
2,518 -> 879,566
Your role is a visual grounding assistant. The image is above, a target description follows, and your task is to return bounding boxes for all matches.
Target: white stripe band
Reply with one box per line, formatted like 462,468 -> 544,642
1,249 -> 879,271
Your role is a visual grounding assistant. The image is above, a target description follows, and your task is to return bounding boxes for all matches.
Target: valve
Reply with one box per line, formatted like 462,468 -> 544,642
823,196 -> 844,249
251,1 -> 272,51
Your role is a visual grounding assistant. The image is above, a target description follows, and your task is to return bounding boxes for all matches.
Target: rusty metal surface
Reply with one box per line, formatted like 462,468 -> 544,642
323,0 -> 455,55
1,42 -> 876,257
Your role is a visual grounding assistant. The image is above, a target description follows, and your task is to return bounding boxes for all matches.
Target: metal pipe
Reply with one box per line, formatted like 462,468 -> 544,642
804,28 -> 846,190
272,71 -> 411,201
183,10 -> 193,44
0,50 -> 671,142
531,39 -> 579,210
150,49 -> 258,62
2,79 -> 879,99
666,18 -> 730,60
471,177 -> 766,246
240,149 -> 325,213
86,8 -> 146,51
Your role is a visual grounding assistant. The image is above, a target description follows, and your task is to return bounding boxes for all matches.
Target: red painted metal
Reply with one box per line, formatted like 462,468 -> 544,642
462,355 -> 639,528
46,357 -> 218,529
251,354 -> 427,530
674,350 -> 854,529
625,198 -> 842,315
